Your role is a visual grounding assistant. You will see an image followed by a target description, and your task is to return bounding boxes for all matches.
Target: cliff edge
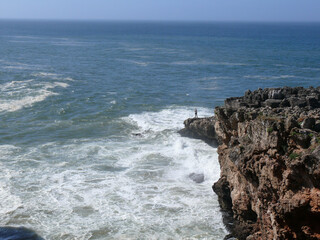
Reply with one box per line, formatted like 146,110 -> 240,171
181,87 -> 320,240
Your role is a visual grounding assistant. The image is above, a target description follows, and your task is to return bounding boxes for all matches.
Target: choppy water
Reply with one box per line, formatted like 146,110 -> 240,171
0,21 -> 320,239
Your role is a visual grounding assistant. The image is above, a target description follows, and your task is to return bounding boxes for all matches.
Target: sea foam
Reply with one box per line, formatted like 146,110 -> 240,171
244,75 -> 296,80
0,80 -> 69,112
0,107 -> 227,239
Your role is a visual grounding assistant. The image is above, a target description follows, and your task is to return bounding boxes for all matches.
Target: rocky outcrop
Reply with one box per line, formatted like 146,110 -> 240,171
181,87 -> 320,240
0,226 -> 44,240
189,173 -> 205,183
179,117 -> 217,144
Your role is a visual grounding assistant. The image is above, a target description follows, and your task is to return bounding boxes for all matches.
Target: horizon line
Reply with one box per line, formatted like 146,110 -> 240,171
0,18 -> 320,24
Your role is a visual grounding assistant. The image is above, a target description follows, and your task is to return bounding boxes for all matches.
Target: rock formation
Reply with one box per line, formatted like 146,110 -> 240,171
181,87 -> 320,240
189,172 -> 205,183
178,117 -> 216,142
0,226 -> 44,240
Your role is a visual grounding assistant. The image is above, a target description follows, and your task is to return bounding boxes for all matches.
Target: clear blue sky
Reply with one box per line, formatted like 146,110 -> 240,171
0,0 -> 319,22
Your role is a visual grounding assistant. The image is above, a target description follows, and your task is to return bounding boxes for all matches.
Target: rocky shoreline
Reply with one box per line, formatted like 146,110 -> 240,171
180,87 -> 320,240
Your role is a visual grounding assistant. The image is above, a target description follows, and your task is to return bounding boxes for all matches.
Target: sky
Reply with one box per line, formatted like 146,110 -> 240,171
0,0 -> 319,22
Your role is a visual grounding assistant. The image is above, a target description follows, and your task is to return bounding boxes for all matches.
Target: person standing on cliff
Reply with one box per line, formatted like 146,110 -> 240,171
194,108 -> 198,118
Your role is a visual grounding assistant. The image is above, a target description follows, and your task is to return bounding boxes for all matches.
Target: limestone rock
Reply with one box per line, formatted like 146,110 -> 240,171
181,86 -> 320,240
178,117 -> 216,143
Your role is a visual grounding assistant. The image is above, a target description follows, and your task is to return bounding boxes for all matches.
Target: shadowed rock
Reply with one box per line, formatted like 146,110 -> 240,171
132,133 -> 143,137
224,86 -> 320,110
189,173 -> 205,183
178,117 -> 218,146
0,227 -> 44,240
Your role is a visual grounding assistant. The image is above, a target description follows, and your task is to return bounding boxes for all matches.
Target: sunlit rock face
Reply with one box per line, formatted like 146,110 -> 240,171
182,87 -> 320,240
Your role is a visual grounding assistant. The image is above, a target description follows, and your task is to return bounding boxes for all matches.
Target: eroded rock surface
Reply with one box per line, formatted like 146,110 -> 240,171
182,87 -> 320,240
179,117 -> 216,142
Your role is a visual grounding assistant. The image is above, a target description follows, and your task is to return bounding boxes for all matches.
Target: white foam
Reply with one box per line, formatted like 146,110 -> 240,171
32,72 -> 59,78
244,75 -> 296,80
1,61 -> 40,70
11,35 -> 41,39
0,107 -> 227,239
153,47 -> 182,54
0,91 -> 57,112
211,61 -> 248,66
274,64 -> 287,67
301,67 -> 320,71
0,181 -> 22,217
0,80 -> 69,112
172,61 -> 198,65
3,65 -> 31,70
9,40 -> 40,44
32,72 -> 75,81
131,61 -> 149,66
0,145 -> 21,161
200,76 -> 231,80
53,82 -> 69,88
199,87 -> 220,90
125,48 -> 145,51
51,40 -> 89,47
120,59 -> 150,67
0,151 -> 23,218
123,106 -> 213,132
63,77 -> 75,81
106,91 -> 117,95
172,60 -> 248,66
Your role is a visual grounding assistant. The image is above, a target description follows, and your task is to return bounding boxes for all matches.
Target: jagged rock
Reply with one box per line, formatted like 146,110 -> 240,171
302,117 -> 316,130
285,116 -> 299,131
223,86 -> 320,109
178,117 -> 216,142
181,87 -> 320,240
212,176 -> 232,210
263,99 -> 282,108
307,96 -> 320,108
224,234 -> 238,240
268,89 -> 284,99
315,122 -> 320,132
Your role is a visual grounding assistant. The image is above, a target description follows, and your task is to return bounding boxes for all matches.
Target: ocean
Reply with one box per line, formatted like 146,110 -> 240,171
0,20 -> 319,239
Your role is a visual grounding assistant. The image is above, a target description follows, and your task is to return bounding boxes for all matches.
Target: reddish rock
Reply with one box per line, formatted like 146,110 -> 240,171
182,87 -> 320,240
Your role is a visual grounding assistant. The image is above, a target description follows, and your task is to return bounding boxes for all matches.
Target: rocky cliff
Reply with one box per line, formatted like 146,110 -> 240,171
181,87 -> 320,240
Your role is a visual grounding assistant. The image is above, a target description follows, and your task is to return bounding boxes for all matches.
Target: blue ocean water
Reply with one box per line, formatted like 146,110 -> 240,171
0,21 -> 319,239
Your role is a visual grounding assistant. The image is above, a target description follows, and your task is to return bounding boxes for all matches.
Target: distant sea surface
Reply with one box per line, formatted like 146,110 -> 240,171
0,21 -> 319,239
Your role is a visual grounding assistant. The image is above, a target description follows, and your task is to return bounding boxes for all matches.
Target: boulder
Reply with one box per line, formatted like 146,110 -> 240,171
301,117 -> 316,130
189,173 -> 205,183
0,227 -> 44,240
